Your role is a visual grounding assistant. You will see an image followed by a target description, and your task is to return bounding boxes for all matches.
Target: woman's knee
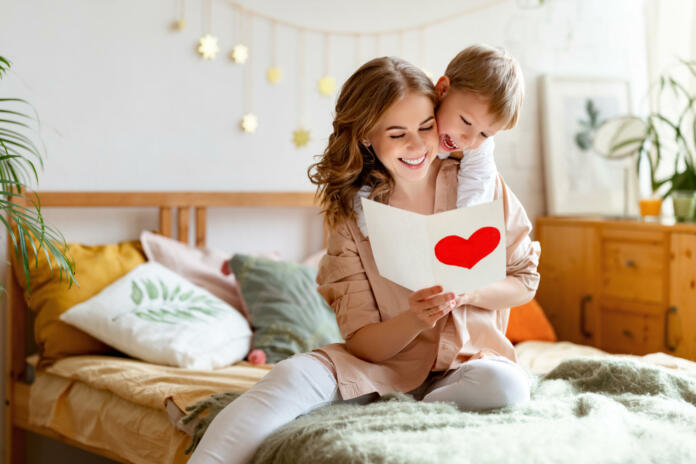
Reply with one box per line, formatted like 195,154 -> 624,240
261,353 -> 338,400
473,362 -> 530,409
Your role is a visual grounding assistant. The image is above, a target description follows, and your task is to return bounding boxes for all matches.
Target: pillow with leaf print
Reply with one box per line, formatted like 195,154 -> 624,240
59,261 -> 252,369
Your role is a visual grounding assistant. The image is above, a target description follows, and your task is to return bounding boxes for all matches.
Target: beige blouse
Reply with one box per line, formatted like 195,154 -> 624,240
313,157 -> 541,400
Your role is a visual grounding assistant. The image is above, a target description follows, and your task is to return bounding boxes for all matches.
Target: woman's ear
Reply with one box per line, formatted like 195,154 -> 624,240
435,76 -> 450,99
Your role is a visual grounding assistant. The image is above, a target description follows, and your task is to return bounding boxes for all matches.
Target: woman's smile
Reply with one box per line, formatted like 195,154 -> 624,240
398,152 -> 428,169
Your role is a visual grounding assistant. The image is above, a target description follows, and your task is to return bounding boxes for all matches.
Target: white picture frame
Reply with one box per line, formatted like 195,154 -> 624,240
539,75 -> 639,216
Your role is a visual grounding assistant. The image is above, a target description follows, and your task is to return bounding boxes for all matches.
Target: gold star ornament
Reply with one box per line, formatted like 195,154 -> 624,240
240,113 -> 258,133
229,44 -> 249,64
197,34 -> 219,59
292,128 -> 310,147
266,67 -> 282,84
318,75 -> 336,96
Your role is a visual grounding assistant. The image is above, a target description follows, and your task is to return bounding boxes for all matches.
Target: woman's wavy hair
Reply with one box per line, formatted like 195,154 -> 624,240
307,56 -> 438,229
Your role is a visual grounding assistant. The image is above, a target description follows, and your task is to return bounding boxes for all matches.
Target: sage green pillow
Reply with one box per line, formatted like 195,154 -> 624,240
228,254 -> 343,363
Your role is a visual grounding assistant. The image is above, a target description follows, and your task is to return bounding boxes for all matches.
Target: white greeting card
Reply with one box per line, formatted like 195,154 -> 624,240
361,197 -> 506,294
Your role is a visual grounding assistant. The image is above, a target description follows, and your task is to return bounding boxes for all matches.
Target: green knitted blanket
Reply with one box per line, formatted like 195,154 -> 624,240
181,357 -> 696,463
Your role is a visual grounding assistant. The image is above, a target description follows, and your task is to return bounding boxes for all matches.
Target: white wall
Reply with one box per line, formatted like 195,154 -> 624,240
0,0 -> 648,461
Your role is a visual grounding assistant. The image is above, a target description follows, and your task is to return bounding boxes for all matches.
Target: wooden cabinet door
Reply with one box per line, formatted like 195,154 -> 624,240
536,223 -> 599,345
668,233 -> 696,361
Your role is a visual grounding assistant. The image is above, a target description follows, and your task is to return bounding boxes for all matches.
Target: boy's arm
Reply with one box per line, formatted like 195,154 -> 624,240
456,137 -> 498,208
456,174 -> 541,311
455,276 -> 534,310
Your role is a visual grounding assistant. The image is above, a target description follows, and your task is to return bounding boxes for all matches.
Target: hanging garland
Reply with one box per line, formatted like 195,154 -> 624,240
266,21 -> 282,84
293,30 -> 311,148
239,9 -> 257,133
173,0 -> 549,147
196,0 -> 219,59
229,6 -> 248,63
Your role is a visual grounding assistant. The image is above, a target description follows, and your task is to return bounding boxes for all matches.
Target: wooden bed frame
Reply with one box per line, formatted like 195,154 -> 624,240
3,191 -> 323,463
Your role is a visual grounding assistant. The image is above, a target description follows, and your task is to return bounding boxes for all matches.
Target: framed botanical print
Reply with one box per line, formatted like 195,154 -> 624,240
540,75 -> 639,216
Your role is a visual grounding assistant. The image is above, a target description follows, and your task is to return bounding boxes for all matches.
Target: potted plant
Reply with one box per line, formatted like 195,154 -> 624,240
632,59 -> 696,221
0,55 -> 75,289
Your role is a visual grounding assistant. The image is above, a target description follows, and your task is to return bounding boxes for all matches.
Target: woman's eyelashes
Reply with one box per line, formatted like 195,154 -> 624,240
388,125 -> 434,139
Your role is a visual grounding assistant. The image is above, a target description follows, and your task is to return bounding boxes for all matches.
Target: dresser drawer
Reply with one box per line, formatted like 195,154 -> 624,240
601,240 -> 665,303
599,309 -> 663,355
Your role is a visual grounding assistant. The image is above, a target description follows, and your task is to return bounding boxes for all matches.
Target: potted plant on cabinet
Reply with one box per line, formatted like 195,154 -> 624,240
633,59 -> 696,221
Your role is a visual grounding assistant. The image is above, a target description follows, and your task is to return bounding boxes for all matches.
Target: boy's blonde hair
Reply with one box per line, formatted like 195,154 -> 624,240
444,44 -> 524,130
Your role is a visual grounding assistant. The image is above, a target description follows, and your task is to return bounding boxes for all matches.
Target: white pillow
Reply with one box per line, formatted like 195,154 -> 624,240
60,261 -> 252,369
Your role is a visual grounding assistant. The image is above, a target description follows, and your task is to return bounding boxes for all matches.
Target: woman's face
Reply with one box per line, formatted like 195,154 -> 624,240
365,92 -> 439,187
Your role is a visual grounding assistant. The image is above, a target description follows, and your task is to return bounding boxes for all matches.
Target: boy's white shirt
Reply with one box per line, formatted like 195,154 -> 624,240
354,137 -> 497,238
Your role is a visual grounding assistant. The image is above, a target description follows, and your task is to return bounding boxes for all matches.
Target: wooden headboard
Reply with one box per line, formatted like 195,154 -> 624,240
3,191 -> 323,435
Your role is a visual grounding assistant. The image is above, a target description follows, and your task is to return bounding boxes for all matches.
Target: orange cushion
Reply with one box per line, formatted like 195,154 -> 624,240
505,299 -> 557,344
12,238 -> 146,368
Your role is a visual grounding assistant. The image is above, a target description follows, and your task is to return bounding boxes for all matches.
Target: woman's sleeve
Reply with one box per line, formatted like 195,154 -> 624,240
316,221 -> 381,341
499,175 -> 541,293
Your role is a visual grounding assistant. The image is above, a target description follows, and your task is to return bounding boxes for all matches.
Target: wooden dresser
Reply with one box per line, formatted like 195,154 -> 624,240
535,216 -> 696,362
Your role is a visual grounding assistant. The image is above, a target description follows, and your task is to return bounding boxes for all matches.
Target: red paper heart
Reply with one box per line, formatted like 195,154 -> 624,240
434,227 -> 501,269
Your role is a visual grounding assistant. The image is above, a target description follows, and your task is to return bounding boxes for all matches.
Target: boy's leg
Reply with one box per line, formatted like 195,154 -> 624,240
188,352 -> 341,464
421,356 -> 532,411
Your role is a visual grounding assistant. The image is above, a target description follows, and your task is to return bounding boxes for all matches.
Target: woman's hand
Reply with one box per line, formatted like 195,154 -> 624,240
407,285 -> 456,330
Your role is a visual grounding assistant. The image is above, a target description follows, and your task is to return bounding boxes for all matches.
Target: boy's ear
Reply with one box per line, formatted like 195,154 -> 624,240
435,76 -> 450,99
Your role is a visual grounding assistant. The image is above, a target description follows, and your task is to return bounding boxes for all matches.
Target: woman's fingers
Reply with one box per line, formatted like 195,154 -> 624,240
418,292 -> 455,310
408,285 -> 456,329
410,285 -> 443,302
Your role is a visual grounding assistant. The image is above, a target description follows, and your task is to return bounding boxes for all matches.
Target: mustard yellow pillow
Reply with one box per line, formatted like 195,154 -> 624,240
12,239 -> 146,368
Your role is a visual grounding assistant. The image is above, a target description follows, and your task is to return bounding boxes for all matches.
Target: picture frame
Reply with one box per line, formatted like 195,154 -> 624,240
539,75 -> 639,216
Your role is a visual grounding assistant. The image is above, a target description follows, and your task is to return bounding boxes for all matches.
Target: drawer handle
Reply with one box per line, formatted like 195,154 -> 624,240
665,306 -> 677,352
624,259 -> 636,268
622,329 -> 634,338
580,294 -> 592,338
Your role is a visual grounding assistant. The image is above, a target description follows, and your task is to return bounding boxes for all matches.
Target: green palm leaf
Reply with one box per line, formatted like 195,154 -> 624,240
0,55 -> 75,292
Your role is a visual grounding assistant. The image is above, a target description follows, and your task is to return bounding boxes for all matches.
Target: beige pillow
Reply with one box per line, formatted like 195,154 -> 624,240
140,231 -> 249,320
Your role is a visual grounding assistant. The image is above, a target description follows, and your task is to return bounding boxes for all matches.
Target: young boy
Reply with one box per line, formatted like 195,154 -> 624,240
435,44 -> 525,208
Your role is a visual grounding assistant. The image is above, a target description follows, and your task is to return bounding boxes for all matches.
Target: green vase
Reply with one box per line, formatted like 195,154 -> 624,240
671,190 -> 696,222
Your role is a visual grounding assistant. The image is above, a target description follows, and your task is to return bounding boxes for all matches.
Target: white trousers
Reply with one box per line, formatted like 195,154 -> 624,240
188,352 -> 532,464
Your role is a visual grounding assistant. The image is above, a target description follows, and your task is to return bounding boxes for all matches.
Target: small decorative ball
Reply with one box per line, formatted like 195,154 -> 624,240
247,349 -> 266,365
266,67 -> 282,84
171,19 -> 186,31
318,75 -> 336,96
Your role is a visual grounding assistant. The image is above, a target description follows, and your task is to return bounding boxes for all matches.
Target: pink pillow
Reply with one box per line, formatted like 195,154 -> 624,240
139,231 -> 250,321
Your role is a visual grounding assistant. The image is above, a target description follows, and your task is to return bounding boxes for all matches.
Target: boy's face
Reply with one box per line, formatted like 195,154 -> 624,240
435,77 -> 505,153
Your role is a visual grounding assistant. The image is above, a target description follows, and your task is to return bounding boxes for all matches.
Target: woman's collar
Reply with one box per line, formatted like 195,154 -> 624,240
352,158 -> 461,238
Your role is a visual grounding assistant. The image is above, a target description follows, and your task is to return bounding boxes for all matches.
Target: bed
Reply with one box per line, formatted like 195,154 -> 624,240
4,191 -> 696,464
